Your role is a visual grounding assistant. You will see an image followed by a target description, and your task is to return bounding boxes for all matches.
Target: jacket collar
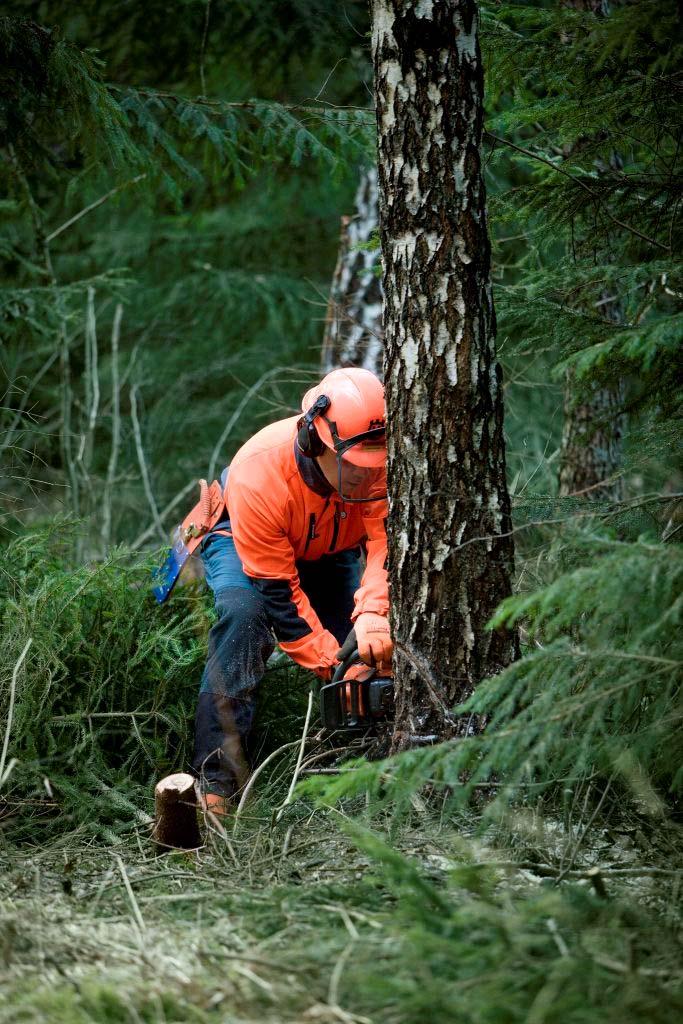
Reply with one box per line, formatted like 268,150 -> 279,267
294,440 -> 334,498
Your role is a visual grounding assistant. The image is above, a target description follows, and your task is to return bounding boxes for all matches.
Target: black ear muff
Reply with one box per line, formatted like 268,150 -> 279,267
296,418 -> 326,458
296,395 -> 331,458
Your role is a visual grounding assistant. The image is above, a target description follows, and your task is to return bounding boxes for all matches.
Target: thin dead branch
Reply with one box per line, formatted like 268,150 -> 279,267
0,638 -> 32,787
130,385 -> 166,543
101,303 -> 123,551
275,689 -> 314,823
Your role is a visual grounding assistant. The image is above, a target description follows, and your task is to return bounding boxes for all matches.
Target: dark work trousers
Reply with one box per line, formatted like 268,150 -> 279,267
192,530 -> 362,797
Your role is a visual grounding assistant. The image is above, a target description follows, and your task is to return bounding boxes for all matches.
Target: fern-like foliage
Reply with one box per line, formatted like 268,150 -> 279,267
0,6 -> 373,551
302,531 -> 682,817
0,523 -> 209,836
482,0 -> 682,427
324,819 -> 683,1024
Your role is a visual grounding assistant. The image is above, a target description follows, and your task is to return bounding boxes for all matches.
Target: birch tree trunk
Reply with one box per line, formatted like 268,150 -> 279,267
372,0 -> 517,749
321,166 -> 384,376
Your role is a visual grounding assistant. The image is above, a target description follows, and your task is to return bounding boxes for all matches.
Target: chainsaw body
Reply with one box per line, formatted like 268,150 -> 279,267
319,650 -> 394,731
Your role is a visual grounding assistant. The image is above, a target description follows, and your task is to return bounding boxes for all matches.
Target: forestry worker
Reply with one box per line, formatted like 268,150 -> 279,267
165,368 -> 392,815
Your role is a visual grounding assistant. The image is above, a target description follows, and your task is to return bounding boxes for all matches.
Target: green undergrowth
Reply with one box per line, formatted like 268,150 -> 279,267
0,522 -> 312,843
300,516 -> 682,826
1,524 -> 682,1022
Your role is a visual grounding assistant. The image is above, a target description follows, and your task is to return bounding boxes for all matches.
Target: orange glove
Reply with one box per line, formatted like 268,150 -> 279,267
354,612 -> 393,667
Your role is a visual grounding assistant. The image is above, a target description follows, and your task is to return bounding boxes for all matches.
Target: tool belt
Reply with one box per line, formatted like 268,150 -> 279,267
153,475 -> 229,603
181,478 -> 227,546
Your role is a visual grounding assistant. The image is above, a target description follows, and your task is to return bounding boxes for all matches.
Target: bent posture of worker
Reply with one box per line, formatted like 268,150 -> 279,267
171,368 -> 392,814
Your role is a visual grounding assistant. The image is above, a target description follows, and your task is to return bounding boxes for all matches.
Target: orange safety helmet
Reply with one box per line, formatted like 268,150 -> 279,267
300,368 -> 386,469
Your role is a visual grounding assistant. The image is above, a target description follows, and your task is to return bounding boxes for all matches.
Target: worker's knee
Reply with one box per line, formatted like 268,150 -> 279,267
213,584 -> 266,626
201,586 -> 274,698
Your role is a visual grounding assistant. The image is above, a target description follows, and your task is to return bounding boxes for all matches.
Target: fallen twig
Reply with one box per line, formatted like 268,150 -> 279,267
130,479 -> 197,551
46,174 -> 147,243
299,745 -> 362,771
114,853 -> 146,938
208,367 -> 289,481
275,689 -> 314,823
232,740 -> 302,833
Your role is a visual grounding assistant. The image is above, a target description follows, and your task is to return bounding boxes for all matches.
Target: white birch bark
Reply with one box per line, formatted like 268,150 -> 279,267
372,0 -> 517,746
321,166 -> 384,376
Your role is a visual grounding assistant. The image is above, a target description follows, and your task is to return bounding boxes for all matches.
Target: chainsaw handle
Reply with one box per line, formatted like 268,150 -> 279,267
336,627 -> 357,663
332,640 -> 375,685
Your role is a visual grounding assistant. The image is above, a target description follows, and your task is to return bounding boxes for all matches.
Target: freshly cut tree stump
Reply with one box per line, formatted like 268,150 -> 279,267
153,773 -> 201,851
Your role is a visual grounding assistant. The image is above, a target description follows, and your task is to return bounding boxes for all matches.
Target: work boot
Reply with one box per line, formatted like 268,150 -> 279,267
198,789 -> 232,818
193,692 -> 252,810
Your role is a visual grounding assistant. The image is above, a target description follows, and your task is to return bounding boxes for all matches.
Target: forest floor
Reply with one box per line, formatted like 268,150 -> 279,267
1,752 -> 682,1024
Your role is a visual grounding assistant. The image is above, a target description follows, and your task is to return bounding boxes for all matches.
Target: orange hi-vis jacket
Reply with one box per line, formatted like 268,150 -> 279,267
224,416 -> 388,674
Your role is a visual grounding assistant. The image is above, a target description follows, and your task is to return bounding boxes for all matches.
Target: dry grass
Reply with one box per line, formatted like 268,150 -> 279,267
2,775 -> 682,1024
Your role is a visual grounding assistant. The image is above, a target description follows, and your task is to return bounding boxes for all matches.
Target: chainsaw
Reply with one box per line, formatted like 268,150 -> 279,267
319,645 -> 394,732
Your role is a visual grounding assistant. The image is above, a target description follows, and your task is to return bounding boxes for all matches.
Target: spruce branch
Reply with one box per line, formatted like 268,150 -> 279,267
485,132 -> 671,251
45,175 -> 147,244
